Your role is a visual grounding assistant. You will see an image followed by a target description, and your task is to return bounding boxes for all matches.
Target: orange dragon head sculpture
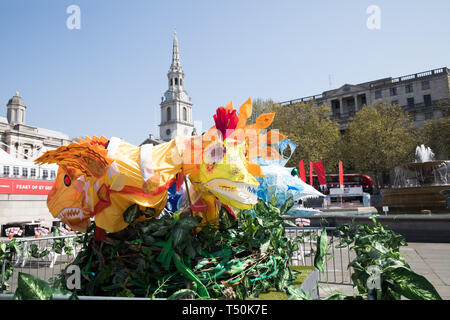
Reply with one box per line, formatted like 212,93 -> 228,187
35,98 -> 286,234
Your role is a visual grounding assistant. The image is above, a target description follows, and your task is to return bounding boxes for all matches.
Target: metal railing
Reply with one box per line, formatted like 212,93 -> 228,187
285,226 -> 354,285
1,234 -> 82,293
1,227 -> 354,293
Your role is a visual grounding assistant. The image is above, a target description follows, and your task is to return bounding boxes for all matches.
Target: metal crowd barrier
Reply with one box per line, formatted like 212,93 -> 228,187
285,226 -> 354,285
1,227 -> 354,293
1,234 -> 82,293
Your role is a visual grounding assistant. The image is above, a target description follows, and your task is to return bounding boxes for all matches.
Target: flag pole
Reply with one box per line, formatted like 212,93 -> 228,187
339,160 -> 344,208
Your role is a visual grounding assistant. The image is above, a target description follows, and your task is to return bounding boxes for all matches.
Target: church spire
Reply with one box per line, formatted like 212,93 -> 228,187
160,28 -> 194,142
170,27 -> 182,72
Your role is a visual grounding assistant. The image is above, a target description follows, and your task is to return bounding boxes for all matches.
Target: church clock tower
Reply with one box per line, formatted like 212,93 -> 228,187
159,28 -> 194,141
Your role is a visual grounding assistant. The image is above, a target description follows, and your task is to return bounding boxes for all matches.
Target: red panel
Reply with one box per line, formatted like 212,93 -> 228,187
298,160 -> 306,182
0,179 -> 54,195
312,161 -> 327,186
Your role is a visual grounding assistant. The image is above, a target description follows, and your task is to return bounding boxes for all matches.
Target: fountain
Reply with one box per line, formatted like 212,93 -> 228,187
381,145 -> 450,213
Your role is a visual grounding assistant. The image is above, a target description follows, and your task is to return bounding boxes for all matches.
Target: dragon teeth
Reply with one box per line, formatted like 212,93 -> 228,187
58,207 -> 84,220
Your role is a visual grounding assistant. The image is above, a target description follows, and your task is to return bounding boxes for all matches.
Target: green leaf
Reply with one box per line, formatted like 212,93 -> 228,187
313,228 -> 328,273
168,289 -> 197,300
260,239 -> 270,254
286,286 -> 313,300
388,267 -> 442,300
275,267 -> 290,291
69,291 -> 79,300
172,217 -> 200,248
52,288 -> 73,297
123,204 -> 143,224
270,194 -> 278,207
280,196 -> 294,216
235,283 -> 247,300
143,207 -> 156,218
283,219 -> 297,227
14,273 -> 53,300
173,253 -> 210,299
325,293 -> 344,300
29,244 -> 49,258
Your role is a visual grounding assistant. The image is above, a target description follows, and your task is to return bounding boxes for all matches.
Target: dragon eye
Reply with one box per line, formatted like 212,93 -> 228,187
63,175 -> 71,187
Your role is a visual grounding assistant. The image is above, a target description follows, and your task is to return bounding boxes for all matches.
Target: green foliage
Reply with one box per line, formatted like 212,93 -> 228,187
313,228 -> 329,273
45,196 -> 306,300
0,239 -> 21,291
249,97 -> 278,123
12,272 -> 73,300
421,115 -> 450,159
336,215 -> 442,300
29,244 -> 49,258
271,101 -> 343,172
13,272 -> 53,300
344,102 -> 418,184
0,233 -> 79,292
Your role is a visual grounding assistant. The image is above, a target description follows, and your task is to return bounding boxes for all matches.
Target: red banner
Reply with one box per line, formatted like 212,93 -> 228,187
339,160 -> 344,187
298,160 -> 306,182
0,179 -> 54,195
312,161 -> 327,186
309,161 -> 313,185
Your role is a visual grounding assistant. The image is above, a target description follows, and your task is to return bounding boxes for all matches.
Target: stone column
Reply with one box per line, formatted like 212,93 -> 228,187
354,96 -> 358,112
339,97 -> 343,117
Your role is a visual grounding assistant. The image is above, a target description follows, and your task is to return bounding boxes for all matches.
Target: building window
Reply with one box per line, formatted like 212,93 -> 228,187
391,100 -> 399,106
30,168 -> 36,177
180,78 -> 183,86
405,84 -> 414,93
407,97 -> 415,107
390,87 -> 397,96
13,166 -> 19,176
375,90 -> 382,99
361,95 -> 367,106
424,112 -> 433,120
170,79 -> 173,86
42,169 -> 48,179
166,129 -> 171,137
183,107 -> 187,121
174,78 -> 178,85
22,168 -> 28,177
424,94 -> 432,107
167,107 -> 171,121
3,166 -> 10,176
51,170 -> 56,179
422,81 -> 430,90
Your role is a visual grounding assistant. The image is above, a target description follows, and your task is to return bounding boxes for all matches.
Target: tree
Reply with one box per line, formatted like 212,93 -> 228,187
420,103 -> 449,160
421,117 -> 450,160
249,98 -> 278,123
270,101 -> 343,172
344,102 -> 418,185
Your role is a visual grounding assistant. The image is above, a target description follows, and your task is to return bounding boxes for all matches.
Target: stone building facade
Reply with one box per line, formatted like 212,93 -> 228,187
280,67 -> 450,131
0,92 -> 71,159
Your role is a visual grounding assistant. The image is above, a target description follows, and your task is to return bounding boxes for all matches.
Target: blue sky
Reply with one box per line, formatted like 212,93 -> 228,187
0,0 -> 449,145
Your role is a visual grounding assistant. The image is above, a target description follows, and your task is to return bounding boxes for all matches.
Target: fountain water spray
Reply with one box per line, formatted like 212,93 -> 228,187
415,144 -> 435,163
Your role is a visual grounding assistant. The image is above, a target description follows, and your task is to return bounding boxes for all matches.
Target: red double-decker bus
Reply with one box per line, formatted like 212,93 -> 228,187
306,173 -> 374,194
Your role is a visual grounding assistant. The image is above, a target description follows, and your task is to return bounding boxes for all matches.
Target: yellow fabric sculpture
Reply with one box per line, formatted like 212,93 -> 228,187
35,98 -> 286,234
